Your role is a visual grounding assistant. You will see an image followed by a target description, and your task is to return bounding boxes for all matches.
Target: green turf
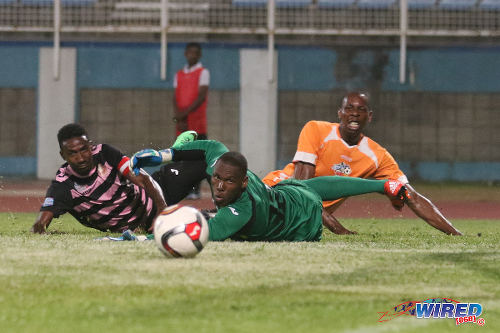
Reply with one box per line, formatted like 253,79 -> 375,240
0,213 -> 498,332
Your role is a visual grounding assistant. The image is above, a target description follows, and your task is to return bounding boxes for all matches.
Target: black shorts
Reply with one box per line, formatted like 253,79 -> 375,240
151,160 -> 210,205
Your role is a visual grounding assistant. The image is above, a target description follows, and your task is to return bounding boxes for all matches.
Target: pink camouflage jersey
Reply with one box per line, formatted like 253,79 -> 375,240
40,144 -> 156,232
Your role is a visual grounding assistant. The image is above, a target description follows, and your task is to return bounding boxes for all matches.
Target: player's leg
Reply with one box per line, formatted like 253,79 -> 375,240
151,159 -> 208,205
185,133 -> 208,200
302,176 -> 405,202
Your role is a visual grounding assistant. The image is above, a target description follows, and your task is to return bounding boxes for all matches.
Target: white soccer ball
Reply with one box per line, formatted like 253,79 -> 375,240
153,205 -> 209,258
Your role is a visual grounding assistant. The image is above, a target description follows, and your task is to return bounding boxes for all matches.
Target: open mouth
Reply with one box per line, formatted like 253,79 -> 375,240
347,121 -> 360,130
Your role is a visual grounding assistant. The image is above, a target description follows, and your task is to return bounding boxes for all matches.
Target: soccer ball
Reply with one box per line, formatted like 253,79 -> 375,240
153,205 -> 209,258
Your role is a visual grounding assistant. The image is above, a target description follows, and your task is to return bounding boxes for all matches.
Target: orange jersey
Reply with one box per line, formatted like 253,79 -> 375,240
262,121 -> 407,208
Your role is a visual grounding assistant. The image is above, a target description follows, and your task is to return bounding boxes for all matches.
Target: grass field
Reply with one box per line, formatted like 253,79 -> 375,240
1,213 -> 499,333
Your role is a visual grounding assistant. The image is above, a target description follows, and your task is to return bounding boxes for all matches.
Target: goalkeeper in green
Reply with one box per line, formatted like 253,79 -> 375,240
129,137 -> 409,241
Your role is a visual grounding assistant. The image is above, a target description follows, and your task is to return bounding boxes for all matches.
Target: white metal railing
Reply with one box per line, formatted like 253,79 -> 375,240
3,0 -> 500,82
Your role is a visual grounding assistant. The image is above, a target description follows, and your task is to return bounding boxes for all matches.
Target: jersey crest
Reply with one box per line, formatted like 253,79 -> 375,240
42,197 -> 54,207
331,162 -> 352,176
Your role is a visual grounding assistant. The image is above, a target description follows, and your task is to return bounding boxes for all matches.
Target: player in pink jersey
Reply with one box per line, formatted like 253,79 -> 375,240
31,124 -> 209,235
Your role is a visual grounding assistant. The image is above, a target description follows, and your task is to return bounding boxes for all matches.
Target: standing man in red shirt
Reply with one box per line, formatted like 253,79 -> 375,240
173,42 -> 210,199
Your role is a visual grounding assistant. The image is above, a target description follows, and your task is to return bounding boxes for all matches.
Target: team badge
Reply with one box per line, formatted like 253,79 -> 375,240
42,197 -> 54,207
332,162 -> 352,176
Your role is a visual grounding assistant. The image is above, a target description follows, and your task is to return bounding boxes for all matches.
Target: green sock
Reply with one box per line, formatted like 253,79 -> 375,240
302,176 -> 386,201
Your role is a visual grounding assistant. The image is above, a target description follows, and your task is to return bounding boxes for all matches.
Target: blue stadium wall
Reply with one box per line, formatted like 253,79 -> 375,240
0,41 -> 499,181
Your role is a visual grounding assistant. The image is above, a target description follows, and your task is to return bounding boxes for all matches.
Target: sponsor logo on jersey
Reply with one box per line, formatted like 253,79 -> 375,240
331,162 -> 351,176
74,183 -> 94,195
170,168 -> 179,175
74,183 -> 88,193
42,197 -> 54,207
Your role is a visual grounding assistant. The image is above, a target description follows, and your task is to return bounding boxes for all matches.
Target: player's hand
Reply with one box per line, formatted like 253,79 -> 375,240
31,223 -> 46,234
129,149 -> 173,176
172,130 -> 198,149
173,111 -> 188,121
176,119 -> 188,132
321,210 -> 357,235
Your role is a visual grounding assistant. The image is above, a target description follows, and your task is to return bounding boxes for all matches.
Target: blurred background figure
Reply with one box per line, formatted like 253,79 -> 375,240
173,42 -> 210,200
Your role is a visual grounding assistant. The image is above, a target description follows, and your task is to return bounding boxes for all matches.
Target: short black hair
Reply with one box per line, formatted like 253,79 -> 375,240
218,152 -> 248,179
185,42 -> 202,52
57,123 -> 88,148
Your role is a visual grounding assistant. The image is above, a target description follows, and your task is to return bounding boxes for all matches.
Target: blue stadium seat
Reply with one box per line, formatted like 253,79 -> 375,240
232,0 -> 267,6
357,0 -> 396,9
317,0 -> 356,8
0,0 -> 15,4
276,0 -> 311,7
439,0 -> 477,10
408,0 -> 437,10
479,0 -> 500,10
233,0 -> 312,8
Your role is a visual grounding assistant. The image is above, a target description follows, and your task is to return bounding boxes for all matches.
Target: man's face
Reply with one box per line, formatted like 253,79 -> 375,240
338,93 -> 373,139
211,160 -> 248,207
185,47 -> 201,67
60,136 -> 94,175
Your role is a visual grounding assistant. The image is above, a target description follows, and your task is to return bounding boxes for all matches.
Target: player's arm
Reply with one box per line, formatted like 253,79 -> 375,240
207,206 -> 252,241
185,85 -> 208,114
172,73 -> 188,131
321,208 -> 357,235
31,182 -> 72,234
405,184 -> 462,236
129,139 -> 228,176
376,151 -> 462,235
293,161 -> 316,180
31,211 -> 54,234
124,171 -> 167,215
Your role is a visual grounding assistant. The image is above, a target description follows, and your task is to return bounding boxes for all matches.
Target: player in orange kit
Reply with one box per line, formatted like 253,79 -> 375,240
263,92 -> 462,236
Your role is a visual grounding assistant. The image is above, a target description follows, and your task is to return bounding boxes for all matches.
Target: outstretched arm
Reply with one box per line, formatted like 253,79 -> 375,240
125,171 -> 167,217
322,208 -> 357,235
405,184 -> 462,235
31,211 -> 54,234
129,139 -> 228,176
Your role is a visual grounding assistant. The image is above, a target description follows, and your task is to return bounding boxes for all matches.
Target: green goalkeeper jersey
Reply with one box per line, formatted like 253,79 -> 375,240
175,140 -> 323,242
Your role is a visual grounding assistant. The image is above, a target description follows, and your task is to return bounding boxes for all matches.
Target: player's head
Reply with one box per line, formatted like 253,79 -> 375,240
184,42 -> 202,67
211,152 -> 248,207
337,92 -> 373,144
57,123 -> 94,175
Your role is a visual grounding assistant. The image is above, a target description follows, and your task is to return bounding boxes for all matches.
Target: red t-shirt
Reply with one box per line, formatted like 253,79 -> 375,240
175,66 -> 208,135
